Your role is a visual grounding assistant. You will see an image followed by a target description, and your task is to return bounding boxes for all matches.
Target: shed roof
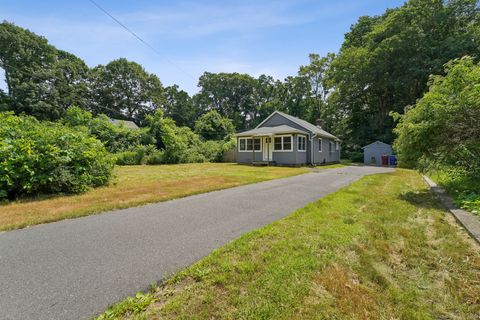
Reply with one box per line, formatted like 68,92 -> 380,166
255,111 -> 340,141
236,125 -> 309,137
362,141 -> 392,149
110,119 -> 139,130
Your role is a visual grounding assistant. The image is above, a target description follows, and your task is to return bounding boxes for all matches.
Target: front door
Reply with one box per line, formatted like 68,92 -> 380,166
263,137 -> 273,161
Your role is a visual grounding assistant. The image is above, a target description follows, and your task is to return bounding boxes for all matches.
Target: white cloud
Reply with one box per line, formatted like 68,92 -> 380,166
121,0 -> 315,38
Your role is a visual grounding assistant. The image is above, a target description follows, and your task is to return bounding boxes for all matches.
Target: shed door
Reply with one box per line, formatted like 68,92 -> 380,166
263,137 -> 273,161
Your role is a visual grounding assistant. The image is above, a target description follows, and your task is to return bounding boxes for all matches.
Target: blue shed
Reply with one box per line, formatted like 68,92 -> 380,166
362,141 -> 393,166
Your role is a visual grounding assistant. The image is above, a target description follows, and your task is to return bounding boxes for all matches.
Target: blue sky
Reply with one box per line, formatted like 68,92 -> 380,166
1,0 -> 404,94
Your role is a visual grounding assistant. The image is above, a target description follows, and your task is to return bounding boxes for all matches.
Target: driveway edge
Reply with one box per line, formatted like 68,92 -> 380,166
422,174 -> 480,244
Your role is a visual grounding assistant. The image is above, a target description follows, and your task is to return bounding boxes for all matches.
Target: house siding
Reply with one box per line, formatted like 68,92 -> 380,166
236,112 -> 340,165
271,134 -> 307,165
312,137 -> 340,164
237,145 -> 263,163
363,142 -> 392,165
261,113 -> 308,132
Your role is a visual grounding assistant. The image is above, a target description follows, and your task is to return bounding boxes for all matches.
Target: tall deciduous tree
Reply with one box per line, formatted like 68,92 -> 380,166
162,84 -> 199,128
89,58 -> 164,125
0,21 -> 90,120
194,110 -> 235,140
394,56 -> 480,174
195,72 -> 256,130
327,0 -> 480,150
298,53 -> 335,125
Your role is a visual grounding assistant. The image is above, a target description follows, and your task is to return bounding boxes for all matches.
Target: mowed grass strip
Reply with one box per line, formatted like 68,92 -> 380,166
0,163 -> 308,231
97,169 -> 480,320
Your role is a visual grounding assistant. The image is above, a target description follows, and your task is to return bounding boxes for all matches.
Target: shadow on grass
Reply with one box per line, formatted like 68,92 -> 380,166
398,190 -> 445,210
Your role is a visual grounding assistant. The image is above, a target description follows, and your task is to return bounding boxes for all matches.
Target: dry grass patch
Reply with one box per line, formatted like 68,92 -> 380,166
0,163 -> 308,231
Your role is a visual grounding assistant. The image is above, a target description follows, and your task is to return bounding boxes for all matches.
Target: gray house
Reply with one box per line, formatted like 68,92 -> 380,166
236,111 -> 340,166
362,141 -> 392,165
109,118 -> 139,130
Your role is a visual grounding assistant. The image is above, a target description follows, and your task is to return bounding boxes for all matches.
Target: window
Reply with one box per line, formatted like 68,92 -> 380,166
273,135 -> 293,151
246,139 -> 253,151
238,138 -> 261,152
254,138 -> 261,151
329,142 -> 333,153
283,136 -> 292,150
298,136 -> 306,152
239,138 -> 246,151
274,137 -> 282,150
318,138 -> 323,152
335,142 -> 339,150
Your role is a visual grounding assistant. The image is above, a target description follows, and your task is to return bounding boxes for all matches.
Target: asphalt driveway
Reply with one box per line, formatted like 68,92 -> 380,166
0,165 -> 393,320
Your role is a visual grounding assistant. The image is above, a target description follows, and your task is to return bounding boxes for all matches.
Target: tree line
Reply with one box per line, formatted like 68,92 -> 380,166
1,0 -> 479,155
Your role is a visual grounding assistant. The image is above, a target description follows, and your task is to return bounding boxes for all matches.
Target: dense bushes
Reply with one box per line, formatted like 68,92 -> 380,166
393,56 -> 480,214
394,57 -> 480,174
194,110 -> 235,140
0,107 -> 235,201
0,113 -> 114,199
144,109 -> 234,165
63,107 -> 236,166
63,107 -> 154,153
429,168 -> 480,216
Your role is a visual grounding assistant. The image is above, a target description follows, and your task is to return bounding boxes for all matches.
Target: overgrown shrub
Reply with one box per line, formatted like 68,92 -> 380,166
429,167 -> 480,216
197,140 -> 223,162
0,112 -> 114,199
63,107 -> 155,153
145,150 -> 165,165
342,150 -> 363,163
194,110 -> 235,140
393,57 -> 480,174
114,145 -> 156,165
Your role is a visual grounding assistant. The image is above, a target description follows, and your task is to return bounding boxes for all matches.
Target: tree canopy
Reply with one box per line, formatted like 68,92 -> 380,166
393,56 -> 480,174
327,0 -> 480,149
89,58 -> 164,125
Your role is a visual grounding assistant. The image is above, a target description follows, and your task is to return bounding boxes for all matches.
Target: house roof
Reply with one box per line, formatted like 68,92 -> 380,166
110,119 -> 139,130
362,141 -> 392,149
235,125 -> 309,137
255,111 -> 340,141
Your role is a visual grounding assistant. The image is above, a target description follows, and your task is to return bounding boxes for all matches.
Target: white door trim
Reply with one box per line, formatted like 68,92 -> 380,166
263,137 -> 273,161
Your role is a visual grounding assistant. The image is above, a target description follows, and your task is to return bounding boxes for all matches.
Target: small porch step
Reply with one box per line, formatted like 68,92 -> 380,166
252,161 -> 276,166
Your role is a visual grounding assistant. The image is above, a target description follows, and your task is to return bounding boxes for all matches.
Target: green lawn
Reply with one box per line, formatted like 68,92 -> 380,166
97,169 -> 480,320
0,163 -> 308,231
428,170 -> 480,216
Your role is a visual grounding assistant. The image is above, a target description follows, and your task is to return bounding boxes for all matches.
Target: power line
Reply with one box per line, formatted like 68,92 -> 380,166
87,0 -> 196,80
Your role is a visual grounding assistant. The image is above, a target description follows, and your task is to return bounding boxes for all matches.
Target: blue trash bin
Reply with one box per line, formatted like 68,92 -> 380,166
389,155 -> 397,166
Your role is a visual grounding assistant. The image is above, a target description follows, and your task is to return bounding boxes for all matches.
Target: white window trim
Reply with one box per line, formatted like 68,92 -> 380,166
330,141 -> 334,153
238,137 -> 262,152
335,141 -> 339,150
273,135 -> 293,152
297,135 -> 306,152
318,138 -> 323,152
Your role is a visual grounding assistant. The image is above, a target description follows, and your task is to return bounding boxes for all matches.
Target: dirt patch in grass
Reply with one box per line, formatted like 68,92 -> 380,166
96,169 -> 480,320
0,163 -> 308,231
313,265 -> 378,319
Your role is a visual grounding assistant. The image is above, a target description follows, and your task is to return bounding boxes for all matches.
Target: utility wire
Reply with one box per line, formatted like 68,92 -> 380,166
87,0 -> 196,80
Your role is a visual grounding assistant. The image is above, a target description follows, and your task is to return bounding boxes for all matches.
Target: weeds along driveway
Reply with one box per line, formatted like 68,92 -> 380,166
0,165 -> 393,320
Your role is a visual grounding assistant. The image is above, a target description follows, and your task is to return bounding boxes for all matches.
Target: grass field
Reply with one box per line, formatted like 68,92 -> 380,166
97,169 -> 480,320
0,163 -> 308,231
